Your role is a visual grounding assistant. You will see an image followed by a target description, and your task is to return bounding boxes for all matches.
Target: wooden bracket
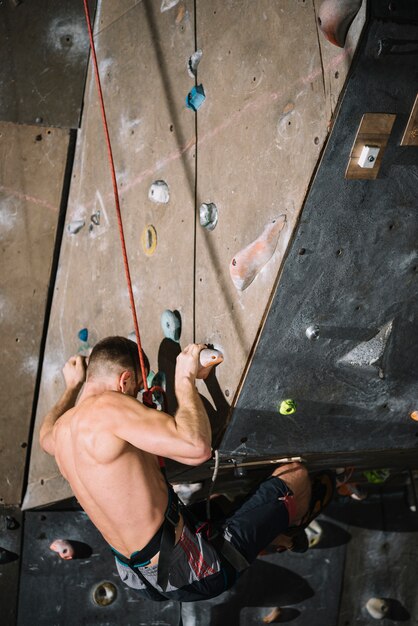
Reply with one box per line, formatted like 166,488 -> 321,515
345,113 -> 396,180
401,94 -> 418,146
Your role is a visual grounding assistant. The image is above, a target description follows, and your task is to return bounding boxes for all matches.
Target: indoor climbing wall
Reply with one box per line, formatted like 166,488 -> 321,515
24,0 -> 366,508
0,123 -> 71,506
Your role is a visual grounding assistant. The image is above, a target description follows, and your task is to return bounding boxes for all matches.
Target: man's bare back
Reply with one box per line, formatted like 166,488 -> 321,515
39,340 -> 212,562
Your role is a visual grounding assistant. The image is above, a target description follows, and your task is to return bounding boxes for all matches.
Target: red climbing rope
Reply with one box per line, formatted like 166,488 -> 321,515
82,0 -> 150,396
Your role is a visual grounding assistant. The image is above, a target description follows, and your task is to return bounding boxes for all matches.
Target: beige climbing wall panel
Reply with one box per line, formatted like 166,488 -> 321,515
194,0 -> 365,404
313,0 -> 366,125
0,122 -> 70,505
24,0 -> 196,509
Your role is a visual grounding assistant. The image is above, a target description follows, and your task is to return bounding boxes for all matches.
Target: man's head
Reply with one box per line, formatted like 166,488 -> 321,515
87,336 -> 149,396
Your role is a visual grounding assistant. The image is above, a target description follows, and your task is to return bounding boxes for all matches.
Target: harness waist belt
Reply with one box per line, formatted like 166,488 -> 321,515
111,486 -> 180,589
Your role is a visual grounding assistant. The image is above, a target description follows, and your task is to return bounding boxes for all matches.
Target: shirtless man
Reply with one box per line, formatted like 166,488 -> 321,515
40,336 -> 320,602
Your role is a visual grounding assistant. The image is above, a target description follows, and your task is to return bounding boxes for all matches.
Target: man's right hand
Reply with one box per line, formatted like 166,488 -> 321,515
175,343 -> 206,386
62,355 -> 87,391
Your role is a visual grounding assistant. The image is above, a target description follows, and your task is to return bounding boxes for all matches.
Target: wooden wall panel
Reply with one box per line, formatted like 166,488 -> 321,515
0,123 -> 70,505
24,0 -> 196,508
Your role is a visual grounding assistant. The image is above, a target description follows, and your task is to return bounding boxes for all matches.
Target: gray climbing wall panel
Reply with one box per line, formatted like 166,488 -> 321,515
0,0 -> 96,128
0,122 -> 71,505
220,2 -> 418,464
17,510 -> 180,626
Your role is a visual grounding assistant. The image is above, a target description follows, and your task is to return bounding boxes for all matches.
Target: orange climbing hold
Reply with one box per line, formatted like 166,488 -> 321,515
229,215 -> 286,291
410,411 -> 418,421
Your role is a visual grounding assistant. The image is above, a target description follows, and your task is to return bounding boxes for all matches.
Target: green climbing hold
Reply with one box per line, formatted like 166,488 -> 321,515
363,469 -> 390,484
279,399 -> 297,415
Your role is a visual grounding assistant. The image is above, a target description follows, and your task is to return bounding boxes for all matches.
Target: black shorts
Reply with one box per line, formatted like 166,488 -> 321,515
115,475 -> 294,601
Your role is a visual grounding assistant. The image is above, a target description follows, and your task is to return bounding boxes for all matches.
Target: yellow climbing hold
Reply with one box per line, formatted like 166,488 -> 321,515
141,224 -> 157,256
279,399 -> 297,415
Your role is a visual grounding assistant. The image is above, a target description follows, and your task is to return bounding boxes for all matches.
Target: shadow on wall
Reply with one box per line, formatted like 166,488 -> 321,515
207,561 -> 313,626
157,337 -> 231,449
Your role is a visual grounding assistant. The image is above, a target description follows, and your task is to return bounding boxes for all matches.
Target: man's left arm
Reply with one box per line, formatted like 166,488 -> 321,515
39,355 -> 86,456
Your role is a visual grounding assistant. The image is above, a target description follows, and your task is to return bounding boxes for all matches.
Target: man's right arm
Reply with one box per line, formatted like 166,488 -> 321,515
103,344 -> 213,465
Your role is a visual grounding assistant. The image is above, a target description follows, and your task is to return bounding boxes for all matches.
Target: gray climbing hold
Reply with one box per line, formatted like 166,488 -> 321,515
199,202 -> 218,231
67,219 -> 85,235
188,49 -> 203,78
149,180 -> 170,204
339,320 -> 393,367
160,309 -> 181,342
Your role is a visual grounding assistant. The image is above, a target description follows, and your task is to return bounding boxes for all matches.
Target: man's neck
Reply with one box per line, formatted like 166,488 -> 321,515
78,379 -> 118,403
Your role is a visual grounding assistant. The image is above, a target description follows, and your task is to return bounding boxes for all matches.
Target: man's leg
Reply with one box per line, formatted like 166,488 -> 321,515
220,462 -> 311,563
271,462 -> 311,525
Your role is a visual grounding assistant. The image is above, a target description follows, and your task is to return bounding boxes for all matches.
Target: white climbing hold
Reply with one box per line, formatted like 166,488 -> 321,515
149,180 -> 170,204
67,219 -> 85,235
365,598 -> 390,620
160,0 -> 180,12
188,49 -> 203,78
305,519 -> 323,548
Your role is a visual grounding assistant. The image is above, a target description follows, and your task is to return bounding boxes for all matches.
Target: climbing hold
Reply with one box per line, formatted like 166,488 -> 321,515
186,84 -> 206,111
67,219 -> 85,235
78,328 -> 88,342
263,607 -> 281,624
160,309 -> 182,342
365,597 -> 390,620
0,547 -> 18,564
305,520 -> 323,548
410,411 -> 418,421
199,202 -> 218,231
160,0 -> 180,12
339,321 -> 393,368
49,539 -> 75,560
141,224 -> 157,256
363,469 -> 390,484
90,210 -> 100,226
199,348 -> 224,368
317,0 -> 362,48
92,581 -> 117,606
279,399 -> 296,415
6,516 -> 19,530
306,325 -> 320,340
230,215 -> 286,291
188,49 -> 203,78
173,482 -> 203,505
148,180 -> 169,204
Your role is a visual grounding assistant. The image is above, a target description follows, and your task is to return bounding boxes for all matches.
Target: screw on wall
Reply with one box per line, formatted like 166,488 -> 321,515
305,325 -> 320,340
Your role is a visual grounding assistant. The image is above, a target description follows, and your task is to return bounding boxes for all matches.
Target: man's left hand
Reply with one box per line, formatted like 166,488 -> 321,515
63,355 -> 86,390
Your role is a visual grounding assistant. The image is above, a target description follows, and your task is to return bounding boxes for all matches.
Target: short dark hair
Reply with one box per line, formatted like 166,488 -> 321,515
87,336 -> 149,385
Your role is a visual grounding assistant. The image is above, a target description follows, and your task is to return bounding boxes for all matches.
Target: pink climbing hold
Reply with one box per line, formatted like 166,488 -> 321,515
49,539 -> 75,560
318,0 -> 362,48
229,215 -> 286,291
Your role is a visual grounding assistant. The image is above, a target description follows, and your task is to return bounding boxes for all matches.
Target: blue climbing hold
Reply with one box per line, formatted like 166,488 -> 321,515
161,310 -> 181,342
78,328 -> 88,342
186,84 -> 206,111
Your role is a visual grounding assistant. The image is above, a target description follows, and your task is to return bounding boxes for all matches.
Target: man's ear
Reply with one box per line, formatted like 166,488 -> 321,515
118,370 -> 131,393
